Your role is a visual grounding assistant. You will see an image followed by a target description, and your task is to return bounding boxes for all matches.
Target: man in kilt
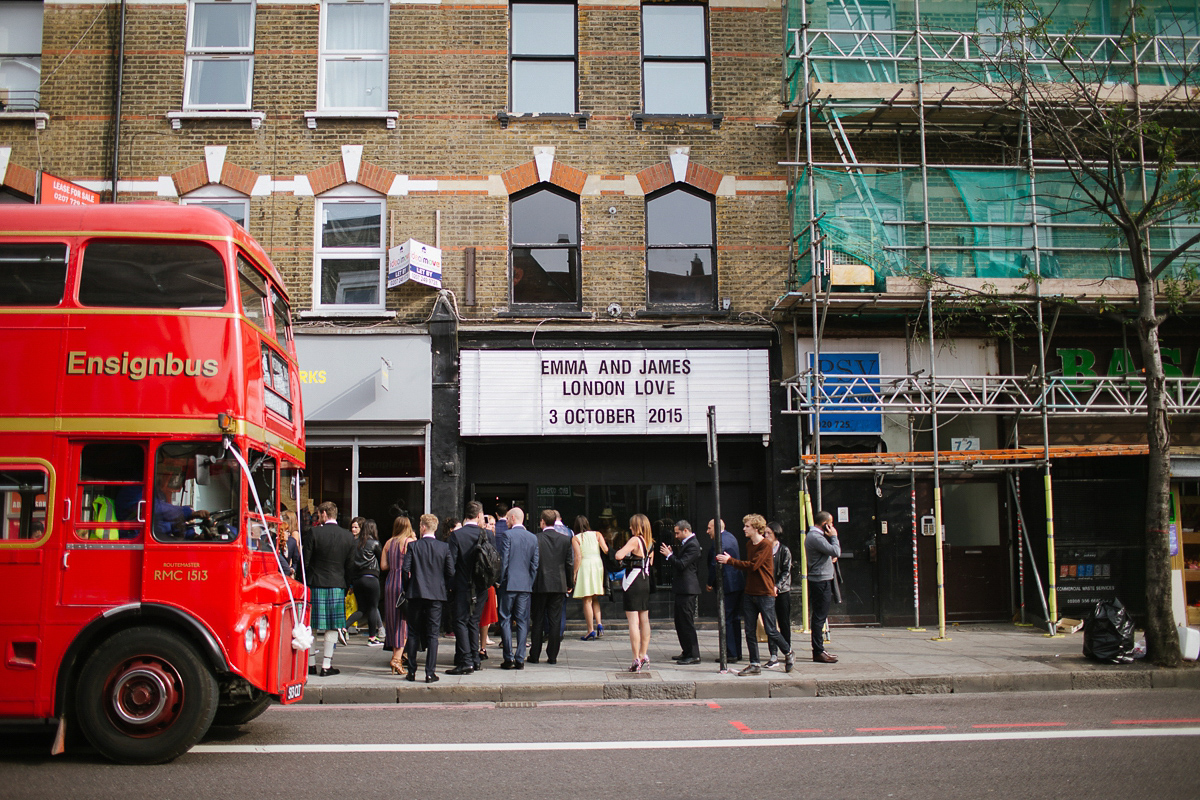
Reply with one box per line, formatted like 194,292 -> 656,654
304,501 -> 356,676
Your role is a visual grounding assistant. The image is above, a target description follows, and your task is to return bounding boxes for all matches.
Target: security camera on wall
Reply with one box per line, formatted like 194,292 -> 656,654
606,302 -> 623,318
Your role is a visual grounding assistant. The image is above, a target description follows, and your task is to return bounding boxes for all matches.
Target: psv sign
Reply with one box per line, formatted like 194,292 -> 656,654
387,239 -> 442,289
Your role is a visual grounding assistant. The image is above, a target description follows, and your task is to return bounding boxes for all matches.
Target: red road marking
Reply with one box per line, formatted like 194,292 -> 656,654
730,720 -> 824,735
1112,718 -> 1200,725
856,726 -> 948,732
708,703 -> 722,709
971,722 -> 1066,728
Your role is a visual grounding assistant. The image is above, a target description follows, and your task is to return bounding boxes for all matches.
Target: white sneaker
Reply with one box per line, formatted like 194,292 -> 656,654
764,656 -> 780,669
367,637 -> 384,647
337,628 -> 349,646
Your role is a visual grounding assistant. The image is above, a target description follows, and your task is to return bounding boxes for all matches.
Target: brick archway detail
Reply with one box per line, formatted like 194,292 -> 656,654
501,159 -> 587,196
636,160 -> 722,196
172,161 -> 261,196
306,161 -> 397,196
2,161 -> 37,198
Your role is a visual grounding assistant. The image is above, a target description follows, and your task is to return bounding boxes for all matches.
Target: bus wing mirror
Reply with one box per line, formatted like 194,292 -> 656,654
196,455 -> 212,486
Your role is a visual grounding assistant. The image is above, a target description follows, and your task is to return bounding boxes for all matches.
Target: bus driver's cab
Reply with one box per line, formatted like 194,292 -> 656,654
151,443 -> 239,542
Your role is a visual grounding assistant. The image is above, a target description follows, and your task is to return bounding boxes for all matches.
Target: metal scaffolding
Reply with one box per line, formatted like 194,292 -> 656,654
777,0 -> 1199,640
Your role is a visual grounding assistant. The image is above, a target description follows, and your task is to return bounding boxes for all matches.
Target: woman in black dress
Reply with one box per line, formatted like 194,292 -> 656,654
614,513 -> 654,672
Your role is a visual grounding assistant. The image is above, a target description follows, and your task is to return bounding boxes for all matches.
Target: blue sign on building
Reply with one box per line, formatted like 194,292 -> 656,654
807,352 -> 882,435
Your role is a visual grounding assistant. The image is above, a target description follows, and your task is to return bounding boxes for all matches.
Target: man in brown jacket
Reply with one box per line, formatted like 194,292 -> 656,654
716,513 -> 795,675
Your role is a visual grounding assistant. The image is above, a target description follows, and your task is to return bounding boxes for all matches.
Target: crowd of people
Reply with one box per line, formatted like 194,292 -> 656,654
283,500 -> 842,680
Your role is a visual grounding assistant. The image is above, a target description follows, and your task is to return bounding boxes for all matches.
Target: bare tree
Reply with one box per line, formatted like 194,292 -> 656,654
943,0 -> 1200,665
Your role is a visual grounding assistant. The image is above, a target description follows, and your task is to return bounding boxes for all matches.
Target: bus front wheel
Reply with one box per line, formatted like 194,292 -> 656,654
75,627 -> 218,764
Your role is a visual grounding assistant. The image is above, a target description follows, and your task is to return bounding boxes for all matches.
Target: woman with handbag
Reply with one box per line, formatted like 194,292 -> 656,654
345,518 -> 385,646
614,513 -> 654,672
381,515 -> 416,672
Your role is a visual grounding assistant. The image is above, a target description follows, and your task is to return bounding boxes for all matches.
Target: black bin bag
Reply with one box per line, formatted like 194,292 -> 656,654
1082,598 -> 1135,664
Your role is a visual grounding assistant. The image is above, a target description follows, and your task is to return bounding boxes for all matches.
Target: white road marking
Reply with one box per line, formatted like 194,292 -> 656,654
193,726 -> 1200,754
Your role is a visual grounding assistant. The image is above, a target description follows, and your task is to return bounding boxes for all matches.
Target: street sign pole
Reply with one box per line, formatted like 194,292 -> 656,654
708,406 -> 727,672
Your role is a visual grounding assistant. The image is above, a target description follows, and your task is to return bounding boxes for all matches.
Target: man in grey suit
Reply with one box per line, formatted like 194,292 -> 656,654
528,509 -> 574,664
497,507 -> 539,669
402,513 -> 453,683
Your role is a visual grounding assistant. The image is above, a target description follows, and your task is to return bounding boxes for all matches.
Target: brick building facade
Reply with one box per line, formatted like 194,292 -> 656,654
2,0 -> 799,619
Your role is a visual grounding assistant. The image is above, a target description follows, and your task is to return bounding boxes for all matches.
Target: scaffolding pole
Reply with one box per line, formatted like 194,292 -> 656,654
913,0 -> 949,643
927,290 -> 948,641
1023,87 -> 1060,638
799,478 -> 813,633
906,319 -> 923,631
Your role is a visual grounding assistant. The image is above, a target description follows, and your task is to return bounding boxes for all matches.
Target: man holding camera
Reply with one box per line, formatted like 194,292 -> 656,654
805,511 -> 842,663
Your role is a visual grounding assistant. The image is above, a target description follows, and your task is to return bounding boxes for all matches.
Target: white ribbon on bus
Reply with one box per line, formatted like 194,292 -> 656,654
225,439 -> 314,653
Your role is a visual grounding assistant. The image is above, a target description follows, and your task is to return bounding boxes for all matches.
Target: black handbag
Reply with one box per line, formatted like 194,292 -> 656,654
395,588 -> 408,613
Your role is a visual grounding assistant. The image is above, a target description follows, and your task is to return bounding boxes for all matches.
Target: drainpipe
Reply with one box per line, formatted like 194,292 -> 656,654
110,0 -> 127,202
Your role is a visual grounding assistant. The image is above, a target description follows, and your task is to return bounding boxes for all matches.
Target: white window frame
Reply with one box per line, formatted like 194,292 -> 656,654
183,0 -> 255,111
0,0 -> 44,112
318,0 -> 389,112
181,185 -> 251,229
641,3 -> 710,115
834,199 -> 902,249
509,1 -> 578,115
312,187 -> 387,314
826,1 -> 895,82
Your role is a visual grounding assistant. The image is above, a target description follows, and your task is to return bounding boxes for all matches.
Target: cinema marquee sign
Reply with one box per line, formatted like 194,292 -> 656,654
460,349 -> 771,436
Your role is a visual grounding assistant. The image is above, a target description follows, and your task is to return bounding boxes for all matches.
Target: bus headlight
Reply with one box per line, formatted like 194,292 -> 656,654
244,627 -> 257,653
255,614 -> 270,642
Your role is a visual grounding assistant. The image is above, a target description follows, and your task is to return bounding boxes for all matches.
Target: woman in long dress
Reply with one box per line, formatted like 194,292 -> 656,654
571,515 -> 610,639
381,515 -> 416,673
614,513 -> 654,671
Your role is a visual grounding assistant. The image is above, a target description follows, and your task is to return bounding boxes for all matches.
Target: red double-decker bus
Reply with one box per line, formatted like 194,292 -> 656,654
0,203 -> 308,763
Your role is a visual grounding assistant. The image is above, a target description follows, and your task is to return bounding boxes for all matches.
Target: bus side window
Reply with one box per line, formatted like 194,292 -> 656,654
75,443 -> 145,541
0,467 -> 50,541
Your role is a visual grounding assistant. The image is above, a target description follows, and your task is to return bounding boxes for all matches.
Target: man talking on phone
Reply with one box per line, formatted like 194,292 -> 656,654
805,511 -> 842,663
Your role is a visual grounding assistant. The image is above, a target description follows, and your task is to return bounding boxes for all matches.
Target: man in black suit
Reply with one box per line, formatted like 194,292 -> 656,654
447,500 -> 494,674
528,509 -> 574,664
303,501 -> 356,677
402,513 -> 453,683
660,519 -> 702,664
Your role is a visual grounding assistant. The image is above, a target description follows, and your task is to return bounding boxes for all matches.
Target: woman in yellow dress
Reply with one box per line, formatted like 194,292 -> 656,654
571,515 -> 609,640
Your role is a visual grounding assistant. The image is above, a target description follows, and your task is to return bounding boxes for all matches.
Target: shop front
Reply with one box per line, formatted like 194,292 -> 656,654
295,331 -> 432,531
459,331 -> 778,619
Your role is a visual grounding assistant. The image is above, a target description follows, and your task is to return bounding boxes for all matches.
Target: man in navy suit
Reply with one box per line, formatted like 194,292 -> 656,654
660,519 -> 703,664
497,507 -> 539,669
529,509 -> 574,664
707,518 -> 746,663
448,501 -> 495,674
402,513 -> 453,683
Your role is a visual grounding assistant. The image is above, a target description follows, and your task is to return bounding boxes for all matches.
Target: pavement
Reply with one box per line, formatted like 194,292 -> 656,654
297,621 -> 1200,704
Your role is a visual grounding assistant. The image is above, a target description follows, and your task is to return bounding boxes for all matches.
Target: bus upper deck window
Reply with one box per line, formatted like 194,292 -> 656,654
0,243 -> 68,306
238,255 -> 268,329
270,288 -> 293,345
79,241 -> 227,309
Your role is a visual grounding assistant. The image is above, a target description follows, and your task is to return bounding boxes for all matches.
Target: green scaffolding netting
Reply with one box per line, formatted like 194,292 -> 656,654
791,166 -> 1200,289
784,0 -> 1199,104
